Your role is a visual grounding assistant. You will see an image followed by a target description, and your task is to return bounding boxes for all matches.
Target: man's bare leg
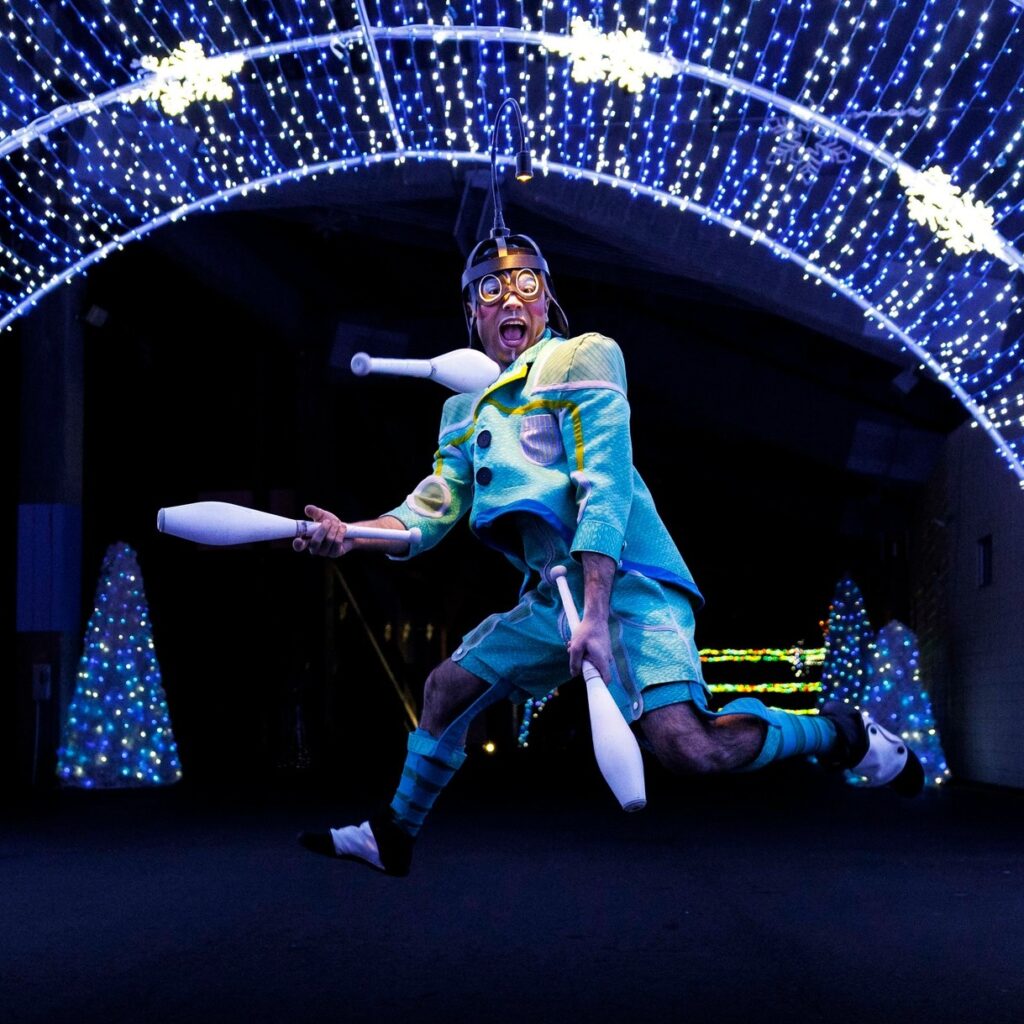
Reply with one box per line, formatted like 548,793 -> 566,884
641,695 -> 924,795
300,660 -> 503,874
640,702 -> 765,774
419,659 -> 491,740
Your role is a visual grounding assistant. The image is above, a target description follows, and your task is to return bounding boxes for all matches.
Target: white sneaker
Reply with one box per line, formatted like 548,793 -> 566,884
330,821 -> 385,871
821,700 -> 924,795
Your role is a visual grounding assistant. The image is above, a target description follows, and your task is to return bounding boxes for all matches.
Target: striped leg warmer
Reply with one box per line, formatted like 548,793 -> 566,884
716,697 -> 838,772
389,728 -> 468,837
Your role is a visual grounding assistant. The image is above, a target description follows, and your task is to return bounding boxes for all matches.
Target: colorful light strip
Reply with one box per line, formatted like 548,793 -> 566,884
700,647 -> 826,665
707,682 -> 823,694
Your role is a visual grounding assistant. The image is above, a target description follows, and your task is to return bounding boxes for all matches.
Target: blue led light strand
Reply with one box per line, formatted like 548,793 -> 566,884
3,1 -> 1024,487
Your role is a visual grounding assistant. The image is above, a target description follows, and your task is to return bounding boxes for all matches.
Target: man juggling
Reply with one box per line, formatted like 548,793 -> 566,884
295,101 -> 923,876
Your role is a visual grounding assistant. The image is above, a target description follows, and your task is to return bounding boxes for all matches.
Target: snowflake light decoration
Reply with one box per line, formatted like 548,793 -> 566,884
767,117 -> 851,182
5,0 -> 1024,491
546,17 -> 675,94
126,40 -> 246,117
898,165 -> 1008,263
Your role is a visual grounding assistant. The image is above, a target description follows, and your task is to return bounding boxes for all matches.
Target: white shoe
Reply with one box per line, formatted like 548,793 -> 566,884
821,700 -> 924,795
852,713 -> 902,784
330,821 -> 385,871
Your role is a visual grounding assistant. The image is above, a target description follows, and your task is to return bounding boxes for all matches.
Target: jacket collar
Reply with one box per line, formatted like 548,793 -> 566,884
474,329 -> 559,409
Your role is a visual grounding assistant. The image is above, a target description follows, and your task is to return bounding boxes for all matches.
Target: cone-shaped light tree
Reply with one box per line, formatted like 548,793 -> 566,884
57,542 -> 182,788
819,577 -> 873,706
865,621 -> 951,787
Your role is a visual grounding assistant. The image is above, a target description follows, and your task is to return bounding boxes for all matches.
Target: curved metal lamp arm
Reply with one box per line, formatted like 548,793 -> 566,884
488,97 -> 533,237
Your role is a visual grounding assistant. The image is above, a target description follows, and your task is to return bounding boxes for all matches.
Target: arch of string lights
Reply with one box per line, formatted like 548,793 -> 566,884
3,0 -> 1024,486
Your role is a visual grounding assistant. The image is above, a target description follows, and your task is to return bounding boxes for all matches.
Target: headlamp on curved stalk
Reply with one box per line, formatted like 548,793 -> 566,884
461,98 -> 570,344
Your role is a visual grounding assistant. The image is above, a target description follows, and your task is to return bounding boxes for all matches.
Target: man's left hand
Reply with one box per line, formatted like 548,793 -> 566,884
567,614 -> 614,685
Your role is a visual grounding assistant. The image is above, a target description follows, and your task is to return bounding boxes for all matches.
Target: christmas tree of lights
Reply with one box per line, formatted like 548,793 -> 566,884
819,577 -> 873,705
819,579 -> 950,789
57,542 -> 182,788
862,621 -> 951,788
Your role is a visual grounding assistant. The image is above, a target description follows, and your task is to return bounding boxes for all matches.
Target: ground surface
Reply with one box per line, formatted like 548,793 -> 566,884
4,756 -> 1022,1024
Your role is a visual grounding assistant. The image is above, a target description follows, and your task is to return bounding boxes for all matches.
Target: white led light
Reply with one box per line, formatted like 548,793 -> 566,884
2,1 -> 1024,490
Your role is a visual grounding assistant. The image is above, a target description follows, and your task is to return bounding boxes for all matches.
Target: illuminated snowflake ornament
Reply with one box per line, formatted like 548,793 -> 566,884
547,17 -> 675,94
898,165 -> 1008,263
126,40 -> 246,116
5,0 -> 1024,493
767,117 -> 851,182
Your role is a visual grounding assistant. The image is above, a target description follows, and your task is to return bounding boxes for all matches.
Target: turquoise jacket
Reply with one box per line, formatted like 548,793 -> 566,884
384,330 -> 703,608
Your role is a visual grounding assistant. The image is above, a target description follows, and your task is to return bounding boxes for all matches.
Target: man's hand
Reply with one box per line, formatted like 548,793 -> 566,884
293,505 -> 354,558
567,613 -> 614,685
293,508 -> 411,558
566,551 -> 617,685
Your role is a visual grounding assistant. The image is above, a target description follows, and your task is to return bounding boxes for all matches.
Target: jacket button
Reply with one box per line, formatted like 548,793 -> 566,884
476,467 -> 493,486
477,429 -> 492,448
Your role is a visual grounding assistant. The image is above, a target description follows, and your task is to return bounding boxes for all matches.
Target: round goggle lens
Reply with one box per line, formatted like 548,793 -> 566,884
516,269 -> 540,298
479,275 -> 504,302
477,269 -> 542,304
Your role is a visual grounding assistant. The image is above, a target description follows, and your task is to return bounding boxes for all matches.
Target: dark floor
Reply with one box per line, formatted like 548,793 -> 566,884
3,755 -> 1023,1024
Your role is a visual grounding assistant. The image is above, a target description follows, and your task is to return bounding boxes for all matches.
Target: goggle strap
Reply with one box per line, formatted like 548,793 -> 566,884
461,251 -> 549,289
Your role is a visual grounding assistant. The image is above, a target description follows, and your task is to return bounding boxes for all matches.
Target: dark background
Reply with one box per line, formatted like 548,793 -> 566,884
10,172 -> 1021,1024
11,174 -> 968,789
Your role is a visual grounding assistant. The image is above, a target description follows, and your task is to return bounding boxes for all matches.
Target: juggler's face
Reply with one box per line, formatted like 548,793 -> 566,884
471,270 -> 550,368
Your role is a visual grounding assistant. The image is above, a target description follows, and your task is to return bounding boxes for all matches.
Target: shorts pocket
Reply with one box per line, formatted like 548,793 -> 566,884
610,572 -> 680,629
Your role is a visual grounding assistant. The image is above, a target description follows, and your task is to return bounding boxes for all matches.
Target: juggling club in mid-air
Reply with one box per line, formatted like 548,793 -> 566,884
350,348 -> 500,393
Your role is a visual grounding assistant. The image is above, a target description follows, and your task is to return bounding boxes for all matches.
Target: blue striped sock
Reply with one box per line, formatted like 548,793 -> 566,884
389,728 -> 467,836
716,697 -> 838,772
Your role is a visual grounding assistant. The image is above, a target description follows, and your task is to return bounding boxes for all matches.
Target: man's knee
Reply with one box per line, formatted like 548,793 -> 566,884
640,703 -> 736,776
652,731 -> 731,775
420,660 -> 490,737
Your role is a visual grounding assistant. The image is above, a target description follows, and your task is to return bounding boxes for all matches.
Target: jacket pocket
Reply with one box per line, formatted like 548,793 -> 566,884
519,412 -> 564,466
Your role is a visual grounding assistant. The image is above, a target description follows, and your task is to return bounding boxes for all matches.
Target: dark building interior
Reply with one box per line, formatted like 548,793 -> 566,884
13,169 -> 969,784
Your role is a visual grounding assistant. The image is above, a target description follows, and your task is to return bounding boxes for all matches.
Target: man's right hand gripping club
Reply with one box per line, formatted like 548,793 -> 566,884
293,505 -> 412,559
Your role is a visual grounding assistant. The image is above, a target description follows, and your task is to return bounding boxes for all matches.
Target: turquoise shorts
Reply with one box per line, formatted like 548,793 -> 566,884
451,565 -> 707,722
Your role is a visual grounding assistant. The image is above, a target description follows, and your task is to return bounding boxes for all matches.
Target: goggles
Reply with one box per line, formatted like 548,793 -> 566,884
475,268 -> 543,305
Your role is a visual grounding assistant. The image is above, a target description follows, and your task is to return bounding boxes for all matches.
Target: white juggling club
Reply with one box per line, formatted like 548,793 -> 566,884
350,348 -> 500,393
157,501 -> 421,549
550,565 -> 647,812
